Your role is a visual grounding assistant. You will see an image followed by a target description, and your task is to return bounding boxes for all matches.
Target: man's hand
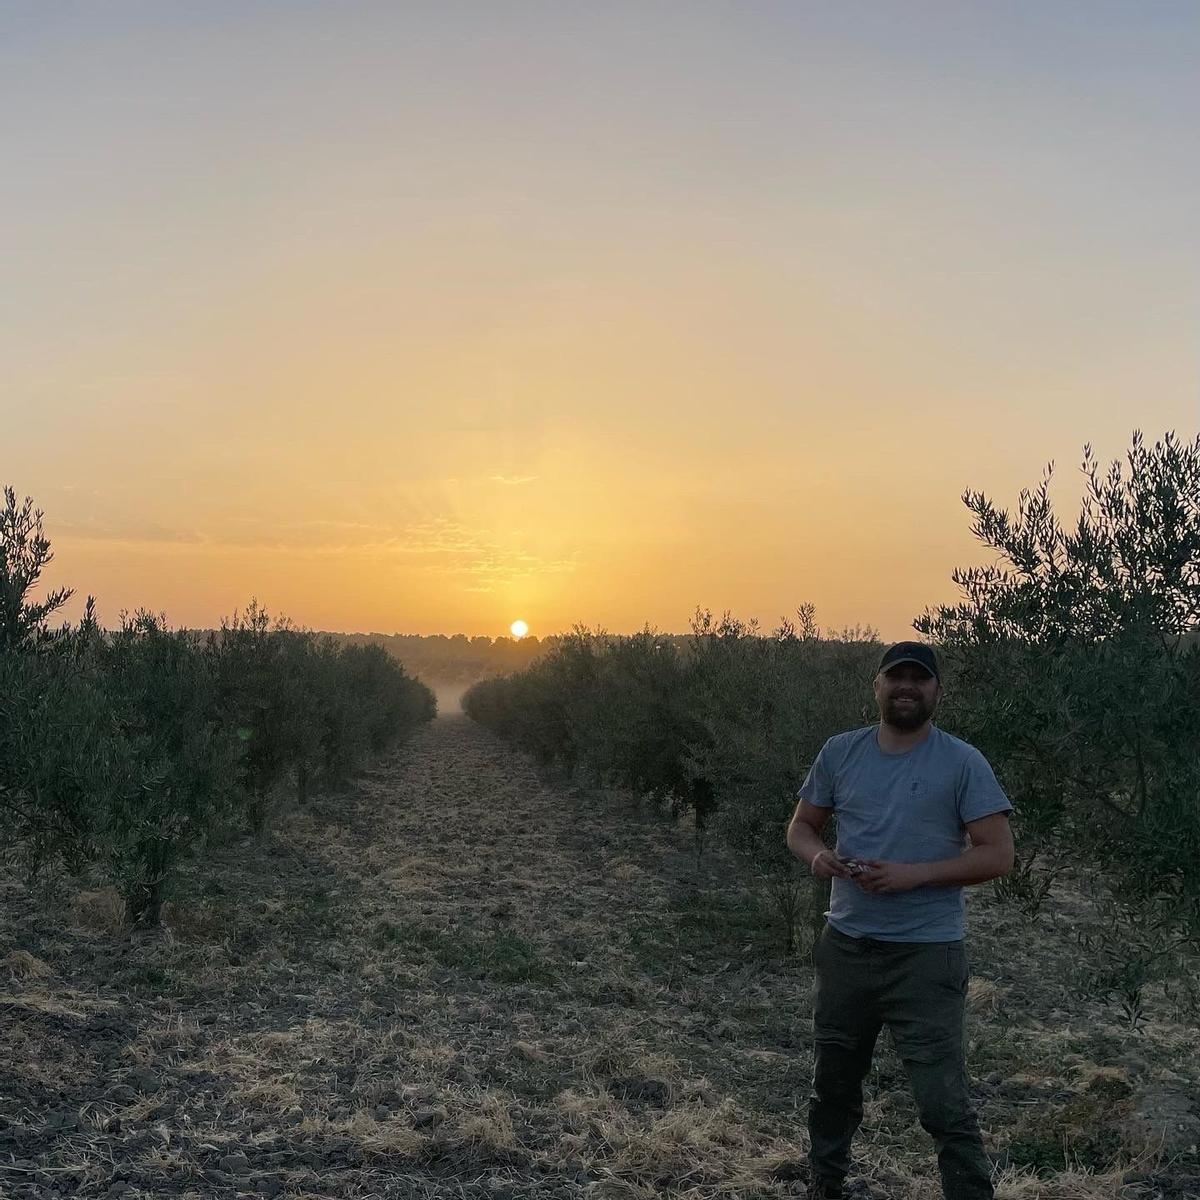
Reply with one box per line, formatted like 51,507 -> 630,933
854,860 -> 928,893
810,849 -> 856,880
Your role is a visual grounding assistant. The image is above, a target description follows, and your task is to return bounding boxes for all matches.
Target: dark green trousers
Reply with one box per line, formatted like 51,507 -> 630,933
809,923 -> 994,1200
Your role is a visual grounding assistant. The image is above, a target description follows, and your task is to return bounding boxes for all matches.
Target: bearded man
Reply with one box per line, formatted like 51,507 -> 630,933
786,641 -> 1013,1200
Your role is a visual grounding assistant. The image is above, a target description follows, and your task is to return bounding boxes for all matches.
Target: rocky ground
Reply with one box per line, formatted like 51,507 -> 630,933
1,715 -> 1197,1199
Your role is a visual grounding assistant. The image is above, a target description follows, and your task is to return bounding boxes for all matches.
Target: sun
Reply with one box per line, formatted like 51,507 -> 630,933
510,619 -> 529,639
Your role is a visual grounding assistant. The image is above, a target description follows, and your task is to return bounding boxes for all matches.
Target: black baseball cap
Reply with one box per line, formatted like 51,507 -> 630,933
877,641 -> 940,681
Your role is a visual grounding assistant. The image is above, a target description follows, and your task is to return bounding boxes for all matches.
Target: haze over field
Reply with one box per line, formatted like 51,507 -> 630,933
3,2 -> 1197,638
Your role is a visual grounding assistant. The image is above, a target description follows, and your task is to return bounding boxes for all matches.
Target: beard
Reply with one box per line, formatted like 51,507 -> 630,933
882,693 -> 935,731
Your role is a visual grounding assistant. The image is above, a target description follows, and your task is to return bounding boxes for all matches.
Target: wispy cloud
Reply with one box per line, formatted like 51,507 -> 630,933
387,519 -> 581,591
55,519 -> 207,545
55,514 -> 582,592
488,474 -> 539,486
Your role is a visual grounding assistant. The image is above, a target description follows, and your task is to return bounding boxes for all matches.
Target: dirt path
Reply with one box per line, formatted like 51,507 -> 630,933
2,717 -> 1197,1199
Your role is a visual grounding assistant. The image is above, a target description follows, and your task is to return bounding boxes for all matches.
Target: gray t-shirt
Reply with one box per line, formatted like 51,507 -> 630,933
797,724 -> 1011,942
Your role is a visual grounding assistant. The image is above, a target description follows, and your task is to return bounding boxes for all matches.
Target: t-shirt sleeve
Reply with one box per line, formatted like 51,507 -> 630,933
797,738 -> 837,809
956,748 -> 1013,824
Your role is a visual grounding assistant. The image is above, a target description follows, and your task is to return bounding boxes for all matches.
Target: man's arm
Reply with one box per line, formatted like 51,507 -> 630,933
855,811 -> 1014,894
787,799 -> 855,880
921,811 -> 1014,886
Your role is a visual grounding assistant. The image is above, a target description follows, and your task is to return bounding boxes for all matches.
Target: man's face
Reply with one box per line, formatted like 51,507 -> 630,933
874,662 -> 940,731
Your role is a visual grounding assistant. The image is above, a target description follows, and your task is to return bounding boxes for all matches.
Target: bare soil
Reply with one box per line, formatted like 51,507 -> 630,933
1,716 -> 1197,1199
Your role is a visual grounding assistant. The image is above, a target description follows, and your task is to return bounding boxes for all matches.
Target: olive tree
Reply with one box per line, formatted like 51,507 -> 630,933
916,431 -> 1200,1021
0,486 -> 74,652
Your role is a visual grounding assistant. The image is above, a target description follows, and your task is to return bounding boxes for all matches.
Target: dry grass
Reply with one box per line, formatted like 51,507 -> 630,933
0,715 -> 1197,1200
3,949 -> 53,979
70,886 -> 125,932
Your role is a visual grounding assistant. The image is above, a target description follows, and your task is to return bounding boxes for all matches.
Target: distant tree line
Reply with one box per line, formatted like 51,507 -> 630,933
466,432 -> 1200,1024
0,488 -> 435,927
310,630 -> 710,699
308,629 -> 676,685
305,630 -> 552,685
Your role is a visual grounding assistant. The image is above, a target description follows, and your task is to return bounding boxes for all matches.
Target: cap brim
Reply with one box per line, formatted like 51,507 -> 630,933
880,656 -> 936,678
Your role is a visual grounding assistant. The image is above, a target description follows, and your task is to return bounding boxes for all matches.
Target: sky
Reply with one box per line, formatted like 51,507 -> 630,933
3,1 -> 1198,639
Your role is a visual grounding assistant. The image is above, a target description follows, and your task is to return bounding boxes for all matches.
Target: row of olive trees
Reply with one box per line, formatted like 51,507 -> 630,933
0,487 -> 436,926
464,610 -> 881,951
465,432 -> 1200,1019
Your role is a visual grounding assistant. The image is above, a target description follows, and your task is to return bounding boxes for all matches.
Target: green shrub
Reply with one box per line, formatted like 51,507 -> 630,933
207,602 -> 320,830
0,625 -> 115,875
95,611 -> 242,926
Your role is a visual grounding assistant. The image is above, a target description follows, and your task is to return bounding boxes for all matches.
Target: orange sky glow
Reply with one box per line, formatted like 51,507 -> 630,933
5,5 -> 1197,641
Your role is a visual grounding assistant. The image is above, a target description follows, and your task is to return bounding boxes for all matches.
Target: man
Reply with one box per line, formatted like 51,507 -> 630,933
786,641 -> 1013,1200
